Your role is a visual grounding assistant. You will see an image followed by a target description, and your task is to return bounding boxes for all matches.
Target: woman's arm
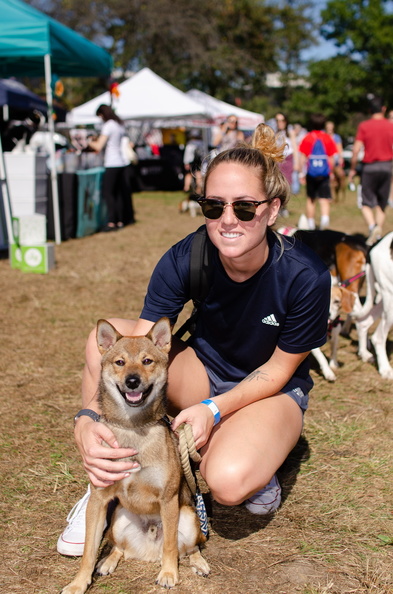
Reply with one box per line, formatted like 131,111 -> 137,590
171,347 -> 310,448
215,347 -> 309,416
298,152 -> 307,182
348,139 -> 363,181
88,134 -> 108,153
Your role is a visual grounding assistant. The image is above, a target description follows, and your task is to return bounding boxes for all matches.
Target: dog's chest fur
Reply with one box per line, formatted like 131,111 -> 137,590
102,420 -> 182,514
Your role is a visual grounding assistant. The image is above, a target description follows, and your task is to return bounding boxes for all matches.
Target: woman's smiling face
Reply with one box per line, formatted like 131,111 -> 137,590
204,162 -> 281,268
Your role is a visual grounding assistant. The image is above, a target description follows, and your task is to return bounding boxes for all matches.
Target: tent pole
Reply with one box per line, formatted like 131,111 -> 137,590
44,53 -> 61,245
0,135 -> 15,245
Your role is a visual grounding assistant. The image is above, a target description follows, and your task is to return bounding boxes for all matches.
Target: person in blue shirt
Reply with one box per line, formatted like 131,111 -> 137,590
58,123 -> 331,556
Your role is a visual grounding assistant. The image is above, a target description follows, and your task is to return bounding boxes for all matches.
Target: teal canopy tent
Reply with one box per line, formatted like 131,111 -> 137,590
0,0 -> 113,244
0,0 -> 113,78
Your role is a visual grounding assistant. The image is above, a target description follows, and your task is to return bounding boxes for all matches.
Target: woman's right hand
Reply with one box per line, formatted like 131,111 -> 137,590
74,416 -> 140,487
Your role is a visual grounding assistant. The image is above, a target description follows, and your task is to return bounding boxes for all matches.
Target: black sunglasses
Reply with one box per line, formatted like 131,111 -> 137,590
197,198 -> 271,221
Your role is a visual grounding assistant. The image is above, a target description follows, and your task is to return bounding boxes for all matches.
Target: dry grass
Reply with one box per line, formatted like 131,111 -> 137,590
0,188 -> 392,594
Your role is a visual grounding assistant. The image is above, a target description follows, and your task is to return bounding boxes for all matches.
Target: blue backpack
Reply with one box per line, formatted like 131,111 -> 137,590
307,134 -> 330,177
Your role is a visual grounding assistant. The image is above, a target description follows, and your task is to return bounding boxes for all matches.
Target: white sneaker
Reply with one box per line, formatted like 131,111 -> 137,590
57,486 -> 90,556
245,474 -> 281,515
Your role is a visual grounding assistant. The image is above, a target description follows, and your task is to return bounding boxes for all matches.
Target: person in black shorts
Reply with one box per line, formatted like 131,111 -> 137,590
349,95 -> 393,245
298,114 -> 338,230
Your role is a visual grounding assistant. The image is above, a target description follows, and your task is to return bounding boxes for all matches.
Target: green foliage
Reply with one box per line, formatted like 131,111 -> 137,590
320,0 -> 393,108
25,0 -> 314,105
282,0 -> 393,133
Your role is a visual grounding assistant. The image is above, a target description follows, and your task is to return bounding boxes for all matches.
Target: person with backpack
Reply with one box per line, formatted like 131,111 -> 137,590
57,123 -> 331,557
298,113 -> 338,230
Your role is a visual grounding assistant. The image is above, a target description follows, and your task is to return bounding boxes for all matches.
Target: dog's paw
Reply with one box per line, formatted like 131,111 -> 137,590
359,350 -> 374,363
61,582 -> 89,594
96,557 -> 117,576
379,367 -> 393,380
155,568 -> 179,588
322,367 -> 337,382
189,550 -> 210,577
191,560 -> 210,577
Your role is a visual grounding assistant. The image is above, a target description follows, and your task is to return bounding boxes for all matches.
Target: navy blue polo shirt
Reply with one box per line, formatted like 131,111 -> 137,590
141,228 -> 331,387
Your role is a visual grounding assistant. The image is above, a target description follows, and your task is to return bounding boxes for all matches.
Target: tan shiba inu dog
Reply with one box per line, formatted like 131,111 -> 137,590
62,318 -> 209,594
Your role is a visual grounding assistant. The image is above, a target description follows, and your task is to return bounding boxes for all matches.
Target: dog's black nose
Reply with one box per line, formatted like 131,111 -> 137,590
125,374 -> 141,390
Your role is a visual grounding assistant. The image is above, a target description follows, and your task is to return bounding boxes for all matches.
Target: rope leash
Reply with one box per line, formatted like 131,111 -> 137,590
177,422 -> 201,496
177,422 -> 208,537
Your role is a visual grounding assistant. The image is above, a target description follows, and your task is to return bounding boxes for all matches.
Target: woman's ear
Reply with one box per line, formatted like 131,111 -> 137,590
267,197 -> 282,226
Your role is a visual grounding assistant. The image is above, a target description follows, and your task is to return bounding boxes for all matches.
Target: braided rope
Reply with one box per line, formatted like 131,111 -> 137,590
177,422 -> 201,496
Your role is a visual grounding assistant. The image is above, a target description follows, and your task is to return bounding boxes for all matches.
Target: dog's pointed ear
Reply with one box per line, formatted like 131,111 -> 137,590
96,320 -> 123,354
147,317 -> 172,354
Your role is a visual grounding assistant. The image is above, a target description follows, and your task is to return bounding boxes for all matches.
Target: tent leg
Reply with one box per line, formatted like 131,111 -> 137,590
44,53 -> 62,245
0,135 -> 15,245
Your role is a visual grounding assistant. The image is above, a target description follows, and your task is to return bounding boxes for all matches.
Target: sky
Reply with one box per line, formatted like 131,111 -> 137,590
302,38 -> 337,62
302,0 -> 393,61
301,0 -> 338,62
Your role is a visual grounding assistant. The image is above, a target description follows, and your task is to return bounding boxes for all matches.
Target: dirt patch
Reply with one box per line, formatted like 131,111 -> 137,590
0,190 -> 392,594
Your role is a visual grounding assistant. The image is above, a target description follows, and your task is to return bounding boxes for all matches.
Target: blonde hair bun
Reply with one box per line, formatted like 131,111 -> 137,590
251,123 -> 286,163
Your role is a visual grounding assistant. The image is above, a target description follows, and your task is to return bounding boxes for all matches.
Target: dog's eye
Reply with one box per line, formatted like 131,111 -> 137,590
115,359 -> 125,366
142,358 -> 153,366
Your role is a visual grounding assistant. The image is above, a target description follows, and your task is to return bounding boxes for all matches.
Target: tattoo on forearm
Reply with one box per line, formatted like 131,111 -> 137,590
242,370 -> 269,383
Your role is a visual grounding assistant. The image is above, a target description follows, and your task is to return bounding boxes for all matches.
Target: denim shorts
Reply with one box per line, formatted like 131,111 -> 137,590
205,366 -> 311,413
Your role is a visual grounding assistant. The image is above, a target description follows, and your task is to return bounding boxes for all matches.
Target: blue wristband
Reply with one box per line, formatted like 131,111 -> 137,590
201,399 -> 221,426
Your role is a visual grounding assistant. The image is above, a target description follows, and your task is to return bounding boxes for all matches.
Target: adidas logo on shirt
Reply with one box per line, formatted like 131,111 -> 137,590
261,314 -> 279,327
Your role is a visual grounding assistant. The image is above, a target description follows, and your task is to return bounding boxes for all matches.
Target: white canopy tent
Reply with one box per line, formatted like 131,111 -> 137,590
186,89 -> 264,131
67,68 -> 209,127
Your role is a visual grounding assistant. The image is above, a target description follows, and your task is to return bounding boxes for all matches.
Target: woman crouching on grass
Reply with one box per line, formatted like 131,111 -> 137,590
58,123 -> 331,556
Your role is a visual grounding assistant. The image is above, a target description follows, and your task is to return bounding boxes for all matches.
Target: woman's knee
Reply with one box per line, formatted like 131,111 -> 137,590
167,340 -> 210,409
85,325 -> 101,372
200,457 -> 272,507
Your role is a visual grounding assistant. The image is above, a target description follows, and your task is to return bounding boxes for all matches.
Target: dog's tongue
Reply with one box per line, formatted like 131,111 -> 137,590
125,391 -> 143,403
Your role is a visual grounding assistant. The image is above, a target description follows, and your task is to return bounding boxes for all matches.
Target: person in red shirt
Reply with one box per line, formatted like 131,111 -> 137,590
349,94 -> 393,245
298,114 -> 338,230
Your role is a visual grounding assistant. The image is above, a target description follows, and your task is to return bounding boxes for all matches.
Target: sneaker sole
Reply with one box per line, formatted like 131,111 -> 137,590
57,536 -> 84,557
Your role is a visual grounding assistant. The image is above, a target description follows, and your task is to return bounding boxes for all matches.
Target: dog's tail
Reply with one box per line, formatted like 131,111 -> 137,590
351,262 -> 377,320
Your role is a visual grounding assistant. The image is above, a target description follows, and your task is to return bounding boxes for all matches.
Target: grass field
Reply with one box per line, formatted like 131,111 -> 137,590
0,186 -> 392,593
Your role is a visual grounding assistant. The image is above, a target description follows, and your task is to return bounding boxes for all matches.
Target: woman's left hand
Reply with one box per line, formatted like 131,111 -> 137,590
171,403 -> 216,449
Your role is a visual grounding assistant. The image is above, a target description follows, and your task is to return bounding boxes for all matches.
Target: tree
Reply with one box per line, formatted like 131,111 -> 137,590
320,0 -> 393,108
26,0 -> 314,108
280,0 -> 393,135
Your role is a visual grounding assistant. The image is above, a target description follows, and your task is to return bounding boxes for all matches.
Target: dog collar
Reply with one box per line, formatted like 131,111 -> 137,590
161,414 -> 172,427
339,270 -> 366,288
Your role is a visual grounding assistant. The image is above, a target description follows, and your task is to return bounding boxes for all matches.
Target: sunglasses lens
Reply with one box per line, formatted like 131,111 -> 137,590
200,201 -> 224,219
200,200 -> 258,221
233,202 -> 257,221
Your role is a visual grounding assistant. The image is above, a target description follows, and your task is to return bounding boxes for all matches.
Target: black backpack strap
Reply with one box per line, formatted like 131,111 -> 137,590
189,225 -> 212,306
174,225 -> 212,338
